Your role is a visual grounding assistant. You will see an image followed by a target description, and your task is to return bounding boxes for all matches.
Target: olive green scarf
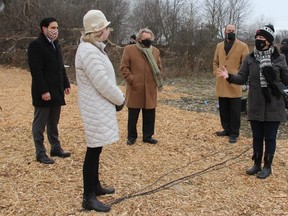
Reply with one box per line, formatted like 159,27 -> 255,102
136,42 -> 163,89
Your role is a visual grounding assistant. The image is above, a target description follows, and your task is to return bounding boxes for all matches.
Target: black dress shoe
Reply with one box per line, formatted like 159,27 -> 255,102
143,137 -> 158,144
50,148 -> 71,158
36,155 -> 55,164
229,135 -> 237,143
216,131 -> 229,136
127,139 -> 136,145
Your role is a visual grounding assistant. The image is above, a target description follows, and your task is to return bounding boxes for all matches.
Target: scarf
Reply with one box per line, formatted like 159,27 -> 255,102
253,46 -> 274,87
224,39 -> 234,55
253,46 -> 281,102
136,42 -> 163,89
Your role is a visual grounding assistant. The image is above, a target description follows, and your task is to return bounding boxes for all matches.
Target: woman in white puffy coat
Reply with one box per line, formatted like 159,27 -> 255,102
75,10 -> 124,213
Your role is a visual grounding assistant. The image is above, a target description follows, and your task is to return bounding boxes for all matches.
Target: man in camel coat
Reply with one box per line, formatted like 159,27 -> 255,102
120,28 -> 163,145
213,24 -> 249,143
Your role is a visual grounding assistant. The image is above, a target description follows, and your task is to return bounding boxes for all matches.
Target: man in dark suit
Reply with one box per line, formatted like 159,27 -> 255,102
28,17 -> 71,164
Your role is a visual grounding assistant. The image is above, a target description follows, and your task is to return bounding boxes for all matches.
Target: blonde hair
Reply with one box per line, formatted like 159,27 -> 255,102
136,28 -> 155,41
82,31 -> 102,45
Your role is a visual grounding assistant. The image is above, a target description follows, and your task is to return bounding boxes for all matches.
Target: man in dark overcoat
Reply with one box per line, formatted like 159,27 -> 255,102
28,17 -> 71,164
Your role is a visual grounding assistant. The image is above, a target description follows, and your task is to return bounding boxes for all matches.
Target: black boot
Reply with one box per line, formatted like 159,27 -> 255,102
82,193 -> 111,212
257,154 -> 274,179
95,181 -> 115,196
246,153 -> 262,175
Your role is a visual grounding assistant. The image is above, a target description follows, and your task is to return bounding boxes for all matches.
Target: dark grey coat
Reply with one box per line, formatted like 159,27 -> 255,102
228,47 -> 288,122
28,33 -> 70,107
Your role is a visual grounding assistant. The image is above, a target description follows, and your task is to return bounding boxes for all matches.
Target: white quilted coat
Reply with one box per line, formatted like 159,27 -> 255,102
75,40 -> 124,148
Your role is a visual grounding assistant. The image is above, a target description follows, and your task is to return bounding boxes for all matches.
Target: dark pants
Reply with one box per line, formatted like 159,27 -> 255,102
32,106 -> 62,158
219,97 -> 241,137
127,108 -> 155,141
250,120 -> 280,155
83,147 -> 102,196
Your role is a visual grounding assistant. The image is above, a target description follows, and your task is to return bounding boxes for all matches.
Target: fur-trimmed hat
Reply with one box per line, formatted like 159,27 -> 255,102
255,24 -> 275,44
83,10 -> 110,34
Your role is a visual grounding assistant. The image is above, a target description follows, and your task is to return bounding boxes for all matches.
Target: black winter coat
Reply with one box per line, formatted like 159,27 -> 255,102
28,33 -> 70,107
228,47 -> 288,122
281,50 -> 288,65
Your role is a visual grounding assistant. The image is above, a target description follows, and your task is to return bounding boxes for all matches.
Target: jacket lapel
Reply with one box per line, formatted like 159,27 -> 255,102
42,34 -> 57,53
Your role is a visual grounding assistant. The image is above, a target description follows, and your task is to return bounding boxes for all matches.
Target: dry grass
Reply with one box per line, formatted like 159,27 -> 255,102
0,66 -> 288,216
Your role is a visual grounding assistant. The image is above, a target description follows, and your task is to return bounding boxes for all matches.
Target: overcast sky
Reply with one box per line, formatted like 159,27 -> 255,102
251,0 -> 288,31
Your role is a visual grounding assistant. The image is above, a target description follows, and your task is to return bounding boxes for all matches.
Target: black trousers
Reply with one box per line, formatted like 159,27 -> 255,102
250,120 -> 280,155
127,108 -> 155,141
83,147 -> 102,196
218,97 -> 241,137
32,106 -> 62,158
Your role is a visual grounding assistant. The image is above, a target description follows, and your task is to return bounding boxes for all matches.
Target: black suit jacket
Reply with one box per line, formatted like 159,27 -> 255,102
28,33 -> 70,107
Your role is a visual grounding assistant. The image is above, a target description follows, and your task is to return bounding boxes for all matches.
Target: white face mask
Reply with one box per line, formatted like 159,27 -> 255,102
46,28 -> 58,41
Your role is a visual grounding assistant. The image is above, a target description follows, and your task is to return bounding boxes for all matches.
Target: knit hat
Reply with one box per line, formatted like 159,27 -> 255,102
83,10 -> 111,34
255,24 -> 275,44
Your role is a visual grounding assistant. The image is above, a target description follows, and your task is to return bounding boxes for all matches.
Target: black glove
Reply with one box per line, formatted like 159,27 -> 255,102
115,101 -> 125,112
262,66 -> 282,98
226,73 -> 234,83
262,66 -> 276,84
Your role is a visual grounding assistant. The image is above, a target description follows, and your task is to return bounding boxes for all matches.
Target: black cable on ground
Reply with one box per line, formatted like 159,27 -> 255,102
108,146 -> 250,206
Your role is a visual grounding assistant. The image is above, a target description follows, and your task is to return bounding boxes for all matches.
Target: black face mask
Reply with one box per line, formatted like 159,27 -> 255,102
141,39 -> 152,47
226,32 -> 235,41
255,39 -> 267,50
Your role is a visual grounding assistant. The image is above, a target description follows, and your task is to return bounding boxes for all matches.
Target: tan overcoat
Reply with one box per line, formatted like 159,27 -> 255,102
213,39 -> 249,97
120,44 -> 162,109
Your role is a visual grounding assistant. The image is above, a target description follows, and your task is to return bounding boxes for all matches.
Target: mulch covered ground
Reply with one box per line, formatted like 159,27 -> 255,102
0,66 -> 287,215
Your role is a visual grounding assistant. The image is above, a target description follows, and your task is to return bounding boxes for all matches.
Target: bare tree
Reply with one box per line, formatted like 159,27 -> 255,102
130,0 -> 163,42
202,0 -> 251,40
130,0 -> 187,48
160,0 -> 187,49
0,0 -> 130,67
202,0 -> 225,40
225,0 -> 251,32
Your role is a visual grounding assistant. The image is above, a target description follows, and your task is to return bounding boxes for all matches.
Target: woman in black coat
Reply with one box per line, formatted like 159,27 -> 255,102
217,24 -> 288,179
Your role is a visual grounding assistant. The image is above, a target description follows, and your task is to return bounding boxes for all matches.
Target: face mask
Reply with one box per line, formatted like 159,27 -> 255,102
141,39 -> 152,47
226,32 -> 235,41
46,28 -> 58,41
255,39 -> 266,50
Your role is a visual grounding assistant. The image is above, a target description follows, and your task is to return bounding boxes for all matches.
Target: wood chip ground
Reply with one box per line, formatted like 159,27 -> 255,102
0,67 -> 287,215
